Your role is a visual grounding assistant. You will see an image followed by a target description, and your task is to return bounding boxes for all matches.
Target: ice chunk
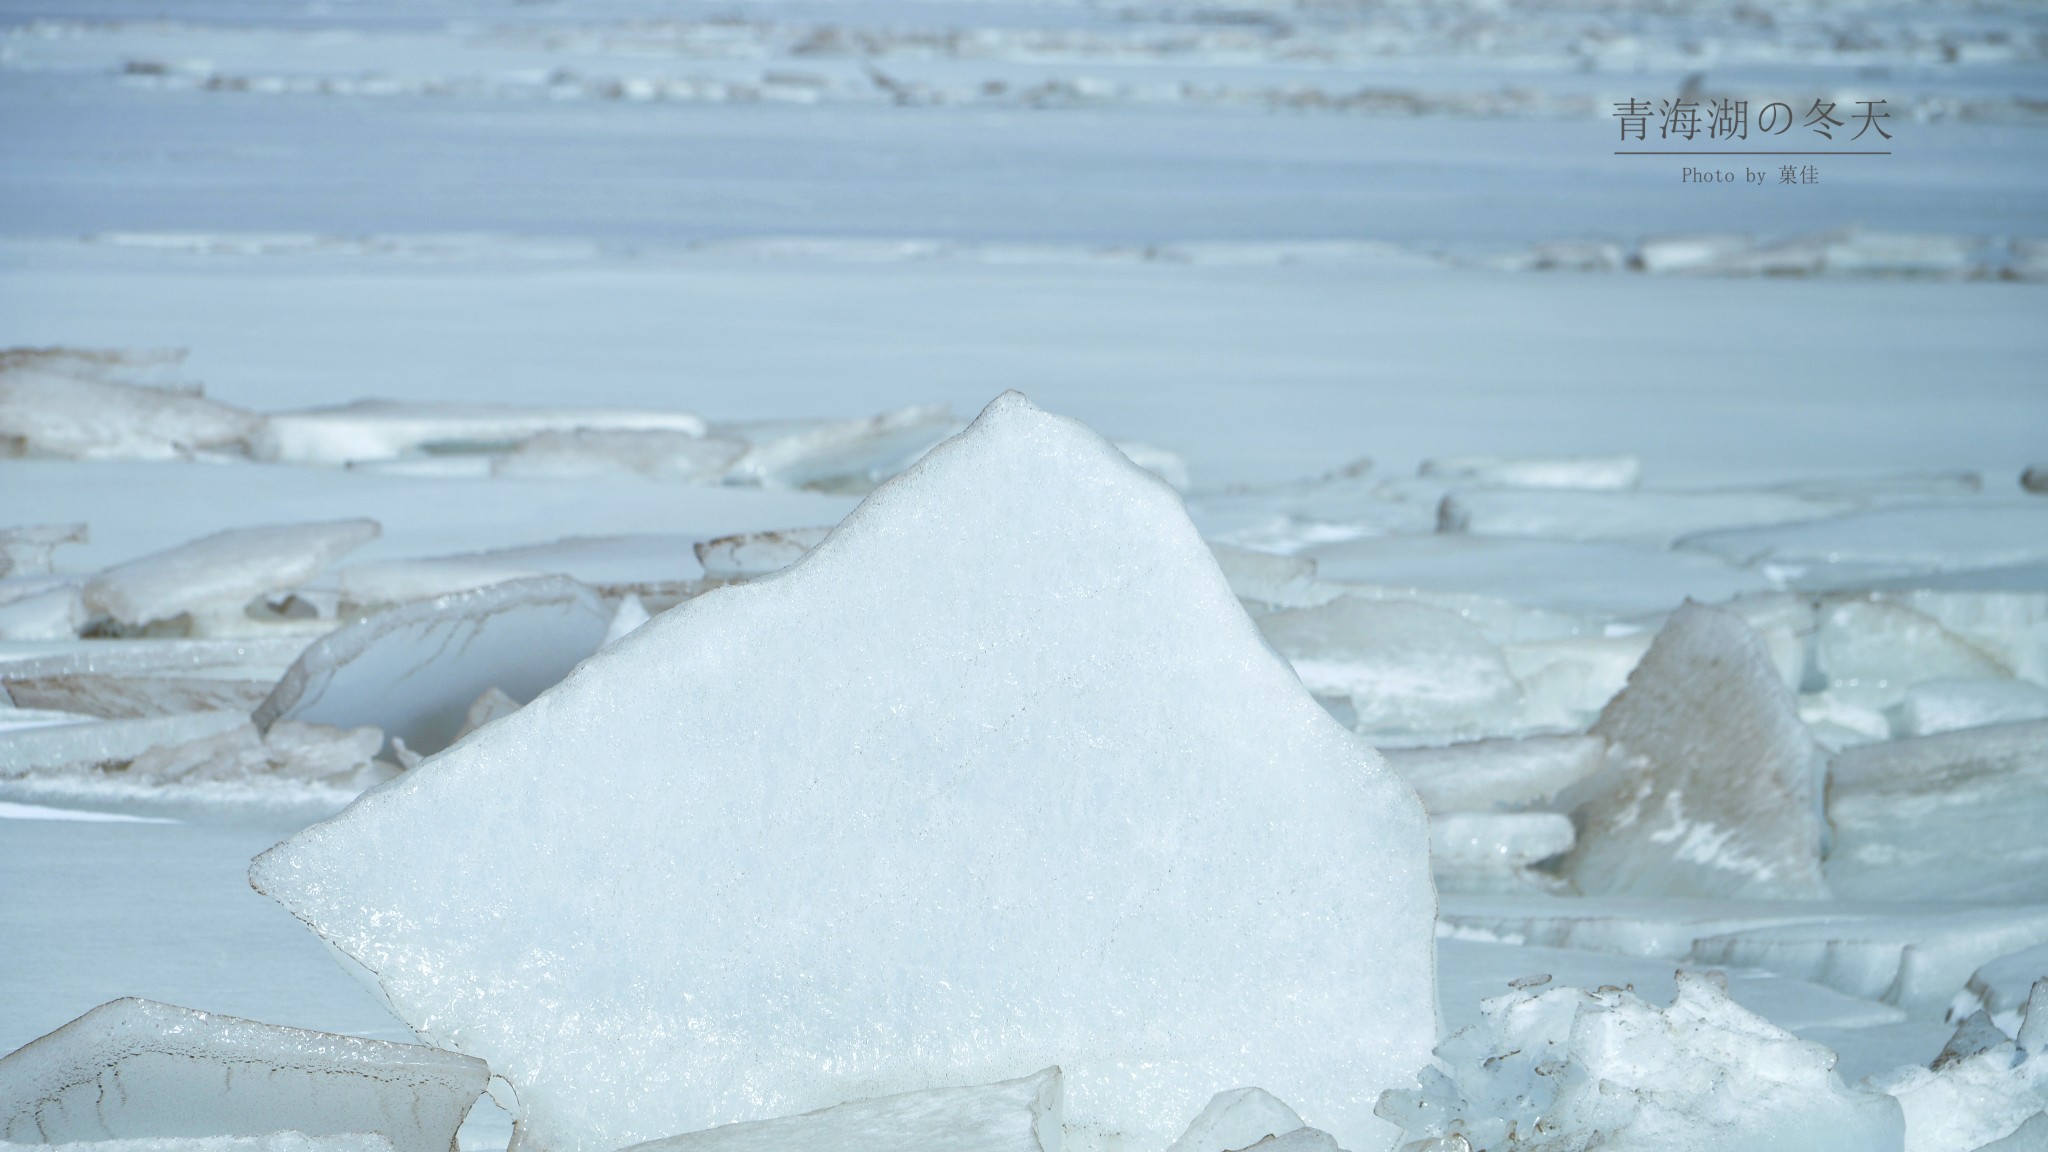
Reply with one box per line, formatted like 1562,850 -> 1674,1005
1234,1131 -> 1337,1152
1416,455 -> 1642,491
1876,988 -> 2047,1152
1429,812 -> 1574,894
1304,536 -> 1770,620
0,524 -> 88,578
1437,489 -> 1847,546
1112,441 -> 1190,492
1257,596 -> 1522,743
3,675 -> 274,720
1888,679 -> 2048,737
250,393 -> 1436,1152
122,720 -> 386,787
718,405 -> 954,492
0,1136 -> 393,1152
1970,945 -> 2048,1035
84,522 -> 380,631
1873,589 -> 2048,685
1382,735 -> 1606,813
1376,971 -> 1904,1151
1165,1088 -> 1303,1152
1825,719 -> 2048,903
456,687 -> 520,740
1976,1112 -> 2048,1152
1500,634 -> 1650,731
256,576 -> 609,757
1435,895 -> 1874,961
1815,597 -> 2008,709
0,711 -> 248,776
1206,545 -> 1328,610
0,584 -> 87,641
692,527 -> 833,582
491,431 -> 746,482
1561,602 -> 1829,899
252,400 -> 707,466
0,998 -> 487,1150
0,349 -> 263,461
1688,907 -> 2048,1012
601,596 -> 650,647
618,1068 -> 1059,1152
333,535 -> 705,606
1679,505 -> 2048,585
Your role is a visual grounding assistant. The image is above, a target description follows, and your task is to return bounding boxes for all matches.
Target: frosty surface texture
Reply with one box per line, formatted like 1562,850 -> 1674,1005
251,393 -> 1436,1152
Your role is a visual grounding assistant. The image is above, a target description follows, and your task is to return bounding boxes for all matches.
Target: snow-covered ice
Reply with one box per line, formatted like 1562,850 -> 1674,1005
616,1068 -> 1060,1152
255,576 -> 609,757
1561,603 -> 1829,900
0,998 -> 486,1151
249,394 -> 1436,1152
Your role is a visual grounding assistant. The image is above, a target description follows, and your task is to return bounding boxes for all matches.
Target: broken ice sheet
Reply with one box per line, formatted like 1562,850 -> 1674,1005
1437,487 -> 1851,546
1679,504 -> 2048,586
1825,718 -> 2048,903
84,521 -> 380,632
1887,678 -> 2048,737
257,575 -> 610,757
250,393 -> 1435,1152
491,430 -> 746,482
0,998 -> 487,1151
617,1068 -> 1059,1152
332,535 -> 705,606
692,527 -> 834,582
0,349 -> 263,462
1377,971 -> 1903,1152
2,674 -> 275,720
715,404 -> 954,492
1416,454 -> 1641,491
1256,596 -> 1522,744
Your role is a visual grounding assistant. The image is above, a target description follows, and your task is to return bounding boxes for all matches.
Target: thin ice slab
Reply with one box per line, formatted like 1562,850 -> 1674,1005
84,522 -> 380,631
251,393 -> 1436,1152
0,999 -> 486,1152
256,576 -> 609,757
618,1068 -> 1059,1152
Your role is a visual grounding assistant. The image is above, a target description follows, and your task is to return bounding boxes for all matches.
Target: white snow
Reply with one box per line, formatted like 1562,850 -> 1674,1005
249,393 -> 1436,1152
1561,602 -> 1829,900
616,1068 -> 1060,1152
0,998 -> 487,1151
255,576 -> 609,756
84,521 -> 380,632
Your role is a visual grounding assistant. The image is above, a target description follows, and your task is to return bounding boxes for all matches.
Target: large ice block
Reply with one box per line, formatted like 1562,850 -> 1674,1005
1376,971 -> 1903,1151
0,998 -> 486,1151
1560,602 -> 1829,899
617,1068 -> 1060,1152
84,522 -> 380,630
250,393 -> 1437,1152
1825,719 -> 2048,903
256,576 -> 609,756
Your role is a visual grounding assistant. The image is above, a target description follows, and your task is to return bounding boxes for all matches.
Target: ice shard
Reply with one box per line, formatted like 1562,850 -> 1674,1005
0,999 -> 486,1152
1559,602 -> 1829,899
251,393 -> 1436,1152
256,576 -> 609,757
84,522 -> 380,631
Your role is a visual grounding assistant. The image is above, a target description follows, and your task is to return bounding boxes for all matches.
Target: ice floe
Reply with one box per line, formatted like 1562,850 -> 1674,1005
0,349 -> 263,462
252,400 -> 708,467
0,998 -> 487,1150
250,393 -> 1436,1152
